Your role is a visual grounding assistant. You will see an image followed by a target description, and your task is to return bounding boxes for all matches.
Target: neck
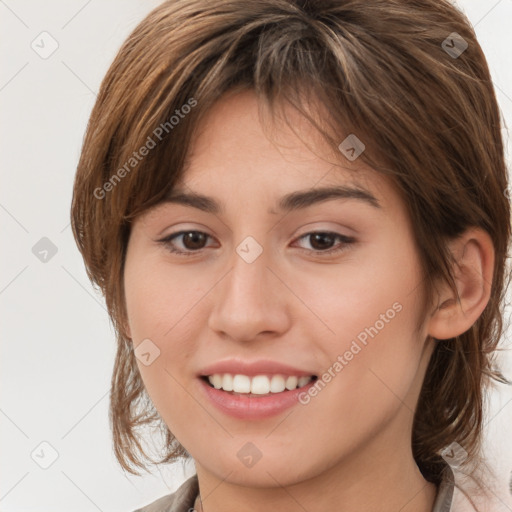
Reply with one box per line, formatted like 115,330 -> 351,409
193,429 -> 438,512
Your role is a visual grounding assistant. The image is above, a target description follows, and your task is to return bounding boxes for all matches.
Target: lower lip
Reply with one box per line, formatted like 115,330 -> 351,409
198,378 -> 316,420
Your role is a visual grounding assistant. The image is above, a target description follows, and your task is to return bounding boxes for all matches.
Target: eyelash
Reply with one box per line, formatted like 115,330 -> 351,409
157,230 -> 355,257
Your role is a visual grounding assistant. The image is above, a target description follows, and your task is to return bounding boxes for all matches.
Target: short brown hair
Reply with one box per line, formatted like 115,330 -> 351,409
71,0 -> 511,493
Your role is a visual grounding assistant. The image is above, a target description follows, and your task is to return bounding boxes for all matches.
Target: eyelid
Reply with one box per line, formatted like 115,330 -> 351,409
291,231 -> 356,253
155,220 -> 216,238
156,228 -> 356,257
157,230 -> 217,255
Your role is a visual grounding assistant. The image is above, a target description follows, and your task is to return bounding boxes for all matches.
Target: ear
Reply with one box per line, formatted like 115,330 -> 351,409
427,227 -> 495,340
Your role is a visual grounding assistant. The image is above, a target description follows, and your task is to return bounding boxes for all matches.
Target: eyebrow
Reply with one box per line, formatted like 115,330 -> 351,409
162,185 -> 381,214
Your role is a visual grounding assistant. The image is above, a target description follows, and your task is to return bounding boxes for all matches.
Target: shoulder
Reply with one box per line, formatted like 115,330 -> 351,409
432,462 -> 455,512
132,474 -> 199,512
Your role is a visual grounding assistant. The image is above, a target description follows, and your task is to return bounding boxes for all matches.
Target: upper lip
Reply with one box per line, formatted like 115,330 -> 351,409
198,359 -> 317,378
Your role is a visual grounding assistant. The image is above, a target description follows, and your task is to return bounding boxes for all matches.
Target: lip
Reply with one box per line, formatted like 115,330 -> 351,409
198,358 -> 317,378
198,377 -> 317,419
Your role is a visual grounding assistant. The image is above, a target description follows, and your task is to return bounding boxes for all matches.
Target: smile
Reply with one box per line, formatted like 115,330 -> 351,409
204,373 -> 317,395
199,373 -> 319,419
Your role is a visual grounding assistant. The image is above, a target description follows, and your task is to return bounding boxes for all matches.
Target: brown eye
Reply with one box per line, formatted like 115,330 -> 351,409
158,230 -> 213,255
294,231 -> 355,255
157,230 -> 355,257
180,231 -> 208,250
308,233 -> 336,250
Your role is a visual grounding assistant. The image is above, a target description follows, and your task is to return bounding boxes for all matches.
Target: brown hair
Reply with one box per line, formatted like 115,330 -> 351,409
70,0 -> 511,497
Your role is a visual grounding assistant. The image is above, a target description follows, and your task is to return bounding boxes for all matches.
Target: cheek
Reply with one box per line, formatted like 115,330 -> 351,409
124,254 -> 208,343
123,254 -> 202,392
303,236 -> 422,346
123,256 -> 205,434
303,237 -> 425,402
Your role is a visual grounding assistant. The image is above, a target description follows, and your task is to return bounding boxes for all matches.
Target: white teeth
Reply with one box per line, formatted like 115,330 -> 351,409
269,375 -> 286,393
206,373 -> 314,394
221,373 -> 233,391
211,374 -> 222,389
232,374 -> 251,393
298,376 -> 311,388
251,375 -> 270,394
285,376 -> 298,390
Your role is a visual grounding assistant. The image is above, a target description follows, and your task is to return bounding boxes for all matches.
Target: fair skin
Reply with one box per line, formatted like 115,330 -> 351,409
123,90 -> 494,512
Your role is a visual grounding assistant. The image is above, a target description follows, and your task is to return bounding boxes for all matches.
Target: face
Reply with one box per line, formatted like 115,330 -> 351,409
123,90 -> 435,487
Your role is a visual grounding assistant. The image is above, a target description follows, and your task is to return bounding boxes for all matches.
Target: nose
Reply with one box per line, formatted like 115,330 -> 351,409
207,244 -> 291,343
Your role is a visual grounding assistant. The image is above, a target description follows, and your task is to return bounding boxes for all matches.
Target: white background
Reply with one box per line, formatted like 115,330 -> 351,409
1,1 -> 511,511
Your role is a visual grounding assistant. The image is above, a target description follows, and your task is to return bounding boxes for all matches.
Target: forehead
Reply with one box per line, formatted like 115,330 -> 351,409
178,90 -> 387,198
138,89 -> 408,228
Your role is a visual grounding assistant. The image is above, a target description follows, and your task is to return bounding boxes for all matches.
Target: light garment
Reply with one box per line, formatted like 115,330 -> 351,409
132,463 -> 455,512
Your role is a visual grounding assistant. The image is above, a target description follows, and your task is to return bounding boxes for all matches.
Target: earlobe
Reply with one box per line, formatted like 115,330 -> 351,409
427,228 -> 494,340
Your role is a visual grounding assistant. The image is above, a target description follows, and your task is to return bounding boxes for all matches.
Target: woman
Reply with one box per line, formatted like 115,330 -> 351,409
70,0 -> 511,510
